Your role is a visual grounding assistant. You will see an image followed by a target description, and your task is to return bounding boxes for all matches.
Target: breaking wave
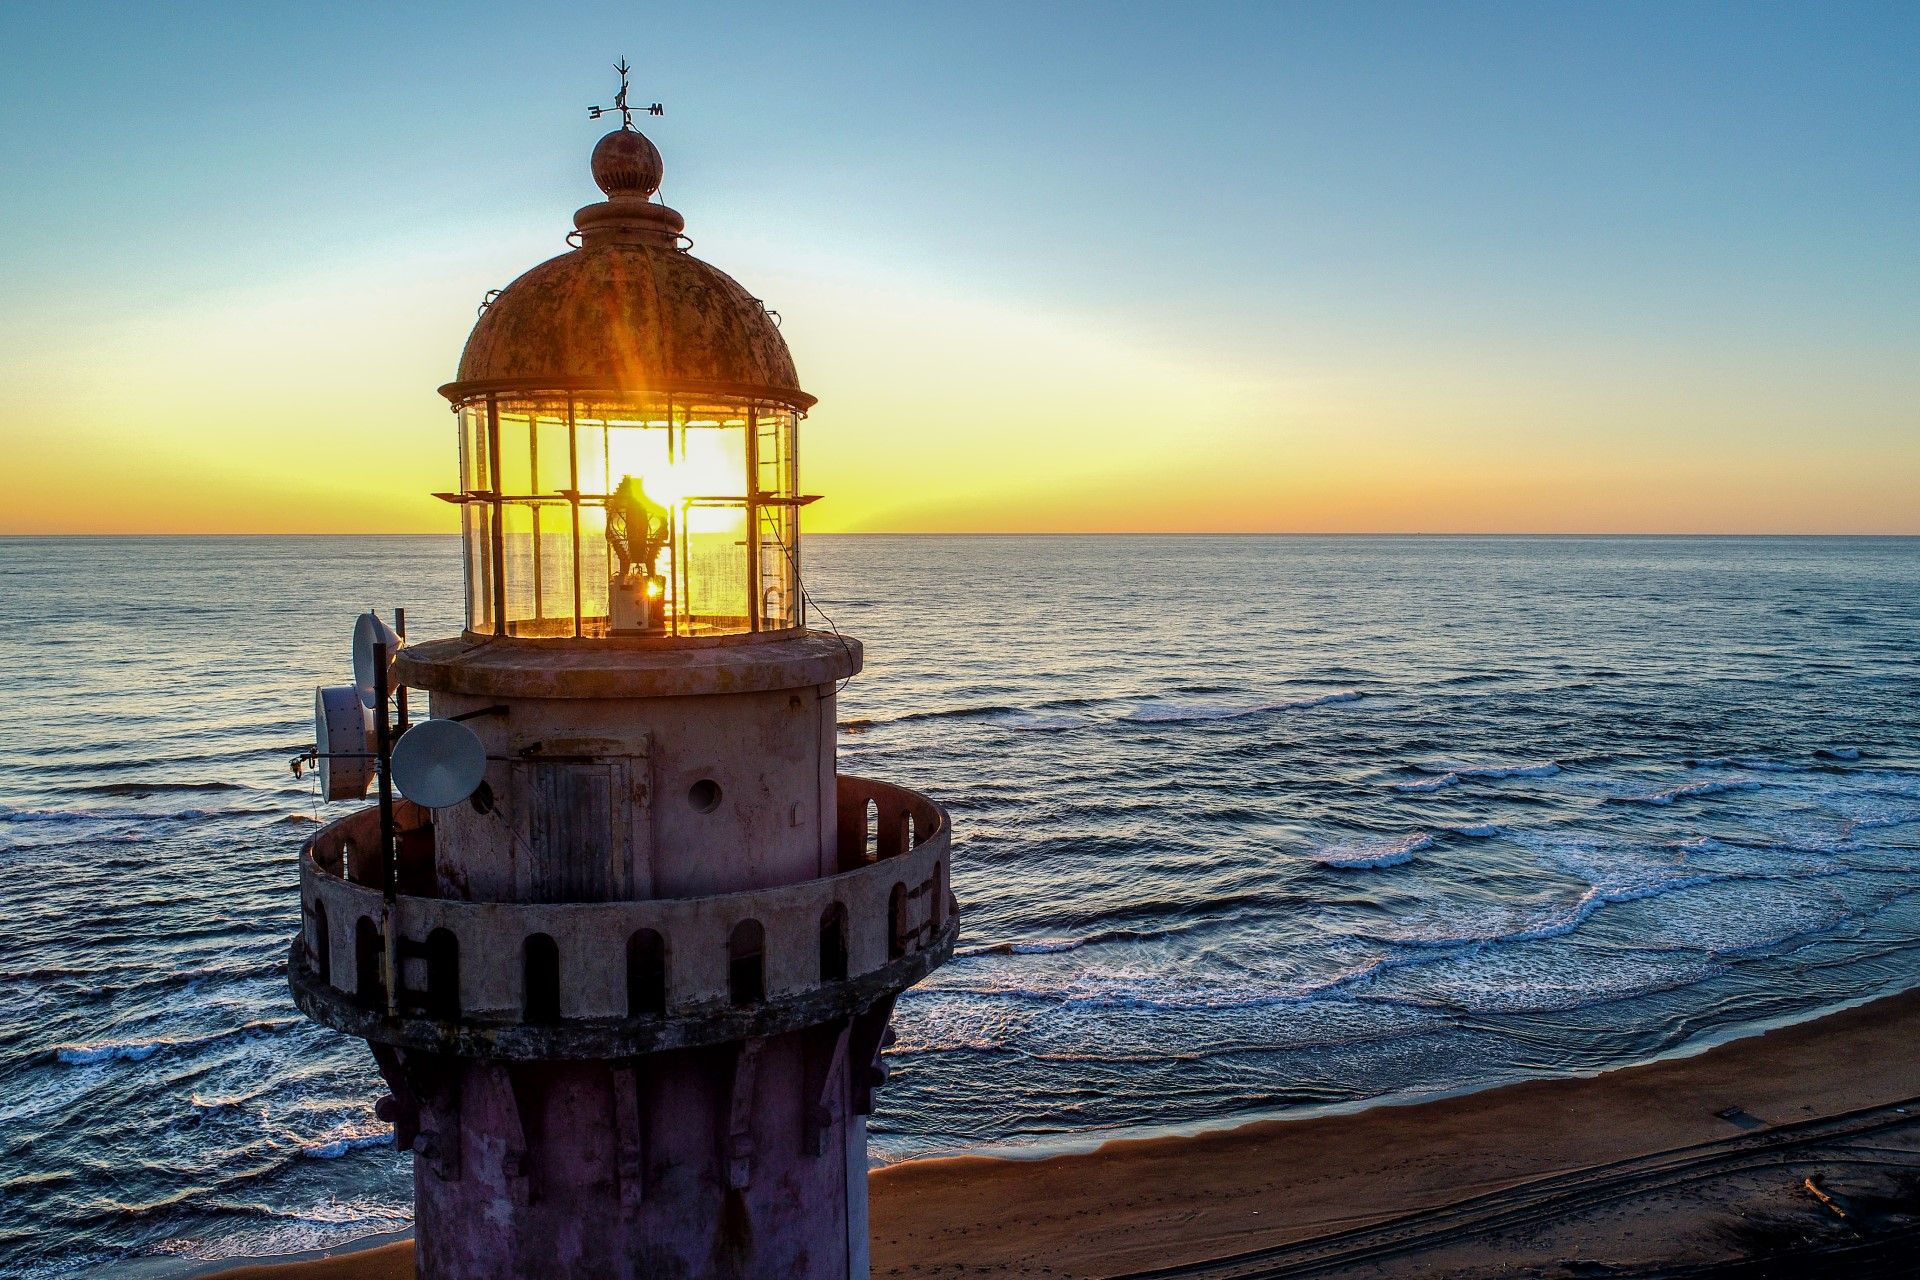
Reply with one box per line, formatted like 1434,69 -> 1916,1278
1392,761 -> 1562,793
1612,778 -> 1764,806
53,1019 -> 302,1067
1315,831 -> 1433,869
299,1132 -> 393,1160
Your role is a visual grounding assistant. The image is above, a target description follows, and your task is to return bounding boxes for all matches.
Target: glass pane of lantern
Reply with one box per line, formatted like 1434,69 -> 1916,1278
574,418 -> 610,497
494,501 -> 577,638
497,409 -> 534,497
757,503 -> 797,629
534,407 -> 572,495
461,404 -> 491,492
577,503 -> 611,636
755,408 -> 795,497
684,504 -> 749,631
670,408 -> 748,502
463,502 -> 494,633
536,503 -> 575,631
782,409 -> 800,496
499,502 -> 538,633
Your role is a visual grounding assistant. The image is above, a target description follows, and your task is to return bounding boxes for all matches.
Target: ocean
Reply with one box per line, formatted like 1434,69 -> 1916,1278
2,534 -> 1917,1276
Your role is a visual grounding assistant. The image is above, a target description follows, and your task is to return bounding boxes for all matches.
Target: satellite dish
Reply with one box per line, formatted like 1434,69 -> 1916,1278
390,718 -> 488,809
314,686 -> 374,801
351,611 -> 403,710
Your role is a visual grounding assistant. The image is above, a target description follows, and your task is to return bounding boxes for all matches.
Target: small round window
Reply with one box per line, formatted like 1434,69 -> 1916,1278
688,779 -> 722,813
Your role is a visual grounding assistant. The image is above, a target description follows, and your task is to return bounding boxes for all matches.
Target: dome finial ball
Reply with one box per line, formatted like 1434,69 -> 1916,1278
592,128 -> 663,199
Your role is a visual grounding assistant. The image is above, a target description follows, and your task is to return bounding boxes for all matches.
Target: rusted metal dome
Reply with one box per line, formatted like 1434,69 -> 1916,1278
440,128 -> 810,408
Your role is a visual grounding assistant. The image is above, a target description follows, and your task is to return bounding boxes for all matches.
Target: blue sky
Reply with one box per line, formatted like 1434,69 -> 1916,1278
1,2 -> 1915,532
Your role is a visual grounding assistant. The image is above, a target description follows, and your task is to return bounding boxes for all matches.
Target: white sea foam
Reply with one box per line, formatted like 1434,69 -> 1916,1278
926,931 -> 1414,1017
1121,701 -> 1249,724
52,1018 -> 301,1067
1360,864 -> 1735,952
1615,778 -> 1763,806
299,1132 -> 393,1160
1283,689 -> 1365,709
923,904 -> 1748,1024
191,1090 -> 265,1112
1010,987 -> 1450,1063
1055,966 -> 1405,1014
1363,939 -> 1726,1016
1627,880 -> 1857,955
1469,762 -> 1561,779
136,1199 -> 412,1265
1315,831 -> 1433,869
55,1040 -> 167,1065
886,995 -> 1045,1054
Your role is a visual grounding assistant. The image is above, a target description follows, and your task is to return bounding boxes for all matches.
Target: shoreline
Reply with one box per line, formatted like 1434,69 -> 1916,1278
883,976 -> 1920,1167
178,983 -> 1920,1278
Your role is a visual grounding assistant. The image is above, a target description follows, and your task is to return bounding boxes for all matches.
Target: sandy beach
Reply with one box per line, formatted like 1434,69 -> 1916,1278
204,988 -> 1920,1278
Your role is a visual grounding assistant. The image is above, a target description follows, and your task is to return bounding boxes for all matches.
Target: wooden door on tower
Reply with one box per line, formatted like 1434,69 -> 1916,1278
510,747 -> 650,901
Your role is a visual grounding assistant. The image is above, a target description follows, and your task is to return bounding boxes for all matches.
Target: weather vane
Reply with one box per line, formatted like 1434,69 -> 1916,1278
590,58 -> 663,130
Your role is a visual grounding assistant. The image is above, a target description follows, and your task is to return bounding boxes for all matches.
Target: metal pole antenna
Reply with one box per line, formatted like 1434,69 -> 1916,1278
373,640 -> 398,1016
392,609 -> 409,734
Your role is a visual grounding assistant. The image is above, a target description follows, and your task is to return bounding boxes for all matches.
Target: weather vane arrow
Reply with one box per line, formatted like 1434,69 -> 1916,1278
590,58 -> 664,130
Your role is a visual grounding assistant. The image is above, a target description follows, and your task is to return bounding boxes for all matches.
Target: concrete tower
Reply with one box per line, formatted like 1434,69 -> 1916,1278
288,102 -> 958,1278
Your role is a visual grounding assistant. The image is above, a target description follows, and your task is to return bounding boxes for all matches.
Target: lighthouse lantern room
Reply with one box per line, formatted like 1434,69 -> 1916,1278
439,118 -> 813,643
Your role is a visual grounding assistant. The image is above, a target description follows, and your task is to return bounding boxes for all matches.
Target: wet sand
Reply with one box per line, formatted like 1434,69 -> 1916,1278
209,989 -> 1920,1279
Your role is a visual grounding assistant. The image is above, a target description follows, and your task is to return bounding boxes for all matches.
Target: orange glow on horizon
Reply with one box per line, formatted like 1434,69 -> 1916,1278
1,255 -> 1914,538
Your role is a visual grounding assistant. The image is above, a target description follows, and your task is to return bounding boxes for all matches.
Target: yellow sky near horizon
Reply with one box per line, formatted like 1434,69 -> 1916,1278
2,240 -> 1915,538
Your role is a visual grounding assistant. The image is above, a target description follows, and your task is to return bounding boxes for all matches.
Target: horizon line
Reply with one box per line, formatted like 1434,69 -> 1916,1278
3,530 -> 1917,540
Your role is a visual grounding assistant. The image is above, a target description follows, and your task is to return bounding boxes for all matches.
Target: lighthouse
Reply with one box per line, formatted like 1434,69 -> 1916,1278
288,77 -> 958,1278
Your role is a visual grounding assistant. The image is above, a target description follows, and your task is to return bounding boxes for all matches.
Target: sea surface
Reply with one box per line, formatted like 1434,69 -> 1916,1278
2,534 -> 1918,1276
